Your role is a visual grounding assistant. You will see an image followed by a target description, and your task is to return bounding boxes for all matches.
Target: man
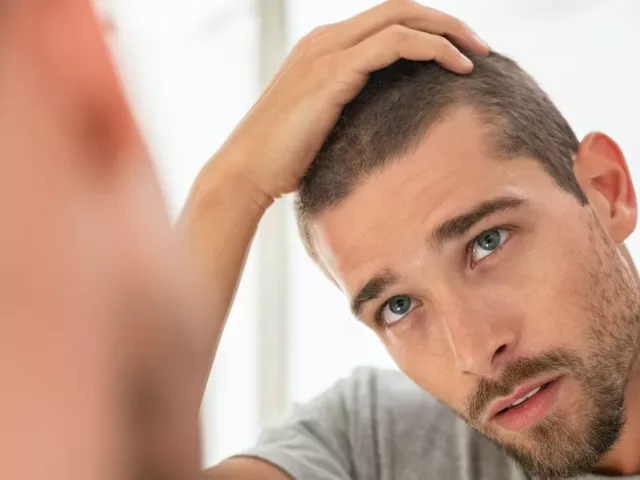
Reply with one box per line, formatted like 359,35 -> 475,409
2,1 -> 636,480
204,3 -> 640,480
0,0 -> 487,479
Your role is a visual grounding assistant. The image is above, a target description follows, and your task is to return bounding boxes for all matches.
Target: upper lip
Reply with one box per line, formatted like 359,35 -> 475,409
487,374 -> 561,420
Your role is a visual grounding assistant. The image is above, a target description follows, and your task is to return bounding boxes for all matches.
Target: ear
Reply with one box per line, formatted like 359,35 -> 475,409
573,132 -> 637,243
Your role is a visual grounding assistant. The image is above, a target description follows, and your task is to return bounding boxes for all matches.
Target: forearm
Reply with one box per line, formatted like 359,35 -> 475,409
177,152 -> 272,393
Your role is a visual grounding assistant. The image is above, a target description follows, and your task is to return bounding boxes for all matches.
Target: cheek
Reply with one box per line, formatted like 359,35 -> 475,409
515,226 -> 596,346
383,330 -> 473,413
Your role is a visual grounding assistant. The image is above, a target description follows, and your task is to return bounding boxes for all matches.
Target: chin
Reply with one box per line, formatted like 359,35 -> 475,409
487,408 -> 622,478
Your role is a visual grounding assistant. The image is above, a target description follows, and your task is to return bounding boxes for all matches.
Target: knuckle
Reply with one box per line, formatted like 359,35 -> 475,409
385,24 -> 409,42
430,9 -> 468,37
434,35 -> 455,53
305,24 -> 332,40
384,0 -> 416,16
289,42 -> 309,62
445,16 -> 468,35
294,23 -> 334,57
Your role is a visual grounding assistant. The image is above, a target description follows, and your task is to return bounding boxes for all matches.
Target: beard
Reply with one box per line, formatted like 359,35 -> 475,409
464,217 -> 640,478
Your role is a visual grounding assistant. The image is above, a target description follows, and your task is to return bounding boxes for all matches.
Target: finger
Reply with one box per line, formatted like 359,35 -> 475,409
337,25 -> 474,77
309,0 -> 488,57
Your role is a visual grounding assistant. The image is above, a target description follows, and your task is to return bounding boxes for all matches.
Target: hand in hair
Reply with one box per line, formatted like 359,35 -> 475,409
203,0 -> 489,208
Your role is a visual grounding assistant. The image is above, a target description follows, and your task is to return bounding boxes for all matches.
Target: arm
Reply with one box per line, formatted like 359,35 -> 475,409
205,458 -> 291,480
179,2 -> 490,477
177,155 -> 272,390
181,0 -> 488,403
205,373 -> 357,480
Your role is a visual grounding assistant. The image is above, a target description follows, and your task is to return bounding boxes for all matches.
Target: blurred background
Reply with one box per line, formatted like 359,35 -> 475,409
95,0 -> 640,467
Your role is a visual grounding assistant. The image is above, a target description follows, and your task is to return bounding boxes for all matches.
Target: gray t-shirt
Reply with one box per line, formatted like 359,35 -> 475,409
241,368 -> 639,480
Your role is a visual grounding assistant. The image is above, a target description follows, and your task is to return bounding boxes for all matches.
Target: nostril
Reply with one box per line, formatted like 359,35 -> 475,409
495,344 -> 507,356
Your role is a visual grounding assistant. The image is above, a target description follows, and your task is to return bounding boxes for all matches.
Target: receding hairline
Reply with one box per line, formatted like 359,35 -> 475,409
296,101 -> 546,272
295,52 -> 586,274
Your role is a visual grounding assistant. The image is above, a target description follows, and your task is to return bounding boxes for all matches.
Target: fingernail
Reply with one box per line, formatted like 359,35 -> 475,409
460,54 -> 473,68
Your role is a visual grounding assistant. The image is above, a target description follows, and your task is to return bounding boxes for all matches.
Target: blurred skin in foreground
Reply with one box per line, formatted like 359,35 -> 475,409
0,0 -> 207,478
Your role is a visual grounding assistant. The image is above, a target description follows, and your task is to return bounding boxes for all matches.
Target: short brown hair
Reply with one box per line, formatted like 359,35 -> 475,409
295,52 -> 586,262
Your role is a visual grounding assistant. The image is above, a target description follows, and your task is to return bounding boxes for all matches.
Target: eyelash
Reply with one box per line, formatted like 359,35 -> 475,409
374,304 -> 406,328
374,226 -> 513,328
466,225 -> 513,268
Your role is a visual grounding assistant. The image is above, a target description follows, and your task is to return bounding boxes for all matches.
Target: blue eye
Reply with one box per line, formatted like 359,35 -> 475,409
472,228 -> 510,264
379,295 -> 420,326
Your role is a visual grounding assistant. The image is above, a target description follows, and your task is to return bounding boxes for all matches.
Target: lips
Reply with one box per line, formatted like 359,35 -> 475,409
487,375 -> 561,420
506,384 -> 544,409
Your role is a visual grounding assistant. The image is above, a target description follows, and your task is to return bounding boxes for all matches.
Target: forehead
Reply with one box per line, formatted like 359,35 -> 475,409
311,107 -> 558,292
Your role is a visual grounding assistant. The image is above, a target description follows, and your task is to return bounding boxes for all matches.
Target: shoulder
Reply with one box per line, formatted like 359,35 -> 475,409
242,368 -> 527,480
337,366 -> 452,423
336,367 -> 527,479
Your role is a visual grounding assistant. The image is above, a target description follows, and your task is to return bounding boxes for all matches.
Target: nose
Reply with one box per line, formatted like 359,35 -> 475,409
440,296 -> 521,377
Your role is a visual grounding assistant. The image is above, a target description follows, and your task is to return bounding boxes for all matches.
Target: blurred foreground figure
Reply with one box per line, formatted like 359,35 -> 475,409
0,1 -> 207,478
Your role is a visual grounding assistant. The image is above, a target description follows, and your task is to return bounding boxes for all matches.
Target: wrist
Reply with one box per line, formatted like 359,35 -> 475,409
187,154 -> 275,221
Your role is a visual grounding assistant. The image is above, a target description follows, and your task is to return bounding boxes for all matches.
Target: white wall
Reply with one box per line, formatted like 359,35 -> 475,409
99,0 -> 263,466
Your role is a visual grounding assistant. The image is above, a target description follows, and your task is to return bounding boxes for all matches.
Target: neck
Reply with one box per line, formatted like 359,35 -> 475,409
593,244 -> 640,476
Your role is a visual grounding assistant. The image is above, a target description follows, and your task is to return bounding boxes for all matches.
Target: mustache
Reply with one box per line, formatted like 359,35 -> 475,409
466,349 -> 582,423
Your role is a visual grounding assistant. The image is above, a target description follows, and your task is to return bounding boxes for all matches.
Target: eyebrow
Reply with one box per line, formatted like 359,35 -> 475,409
431,195 -> 526,247
349,195 -> 526,318
351,269 -> 398,318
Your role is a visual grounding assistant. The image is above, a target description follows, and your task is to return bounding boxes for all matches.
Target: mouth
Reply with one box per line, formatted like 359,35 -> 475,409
488,376 -> 563,432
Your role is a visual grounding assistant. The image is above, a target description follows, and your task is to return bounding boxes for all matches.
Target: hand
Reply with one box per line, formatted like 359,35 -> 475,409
212,0 -> 489,208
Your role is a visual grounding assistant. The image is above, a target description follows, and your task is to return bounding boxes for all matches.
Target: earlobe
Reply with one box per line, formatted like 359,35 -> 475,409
574,132 -> 637,243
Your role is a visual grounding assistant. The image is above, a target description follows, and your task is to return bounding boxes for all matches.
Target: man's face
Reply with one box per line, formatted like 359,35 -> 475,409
311,107 -> 640,477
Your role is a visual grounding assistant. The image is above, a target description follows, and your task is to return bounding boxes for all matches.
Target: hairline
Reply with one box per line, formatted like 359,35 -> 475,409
296,108 -> 585,281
